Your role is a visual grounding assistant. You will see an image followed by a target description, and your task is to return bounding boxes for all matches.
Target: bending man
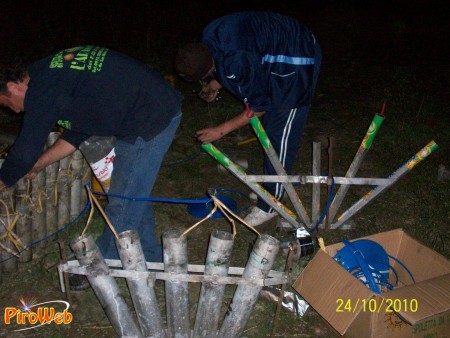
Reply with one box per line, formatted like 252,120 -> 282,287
175,11 -> 321,226
0,46 -> 183,289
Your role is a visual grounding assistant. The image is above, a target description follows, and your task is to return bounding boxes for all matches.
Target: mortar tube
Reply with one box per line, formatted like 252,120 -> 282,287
201,143 -> 300,229
249,116 -> 311,227
163,229 -> 190,338
331,140 -> 438,229
115,230 -> 166,338
193,231 -> 234,338
31,170 -> 46,249
311,142 -> 321,226
0,222 -> 18,273
70,234 -> 143,338
327,112 -> 385,224
218,234 -> 280,338
45,132 -> 61,235
0,160 -> 17,273
70,150 -> 84,218
15,178 -> 32,262
58,156 -> 71,229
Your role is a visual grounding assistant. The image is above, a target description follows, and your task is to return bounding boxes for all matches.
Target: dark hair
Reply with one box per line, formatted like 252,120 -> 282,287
174,43 -> 213,82
0,59 -> 27,94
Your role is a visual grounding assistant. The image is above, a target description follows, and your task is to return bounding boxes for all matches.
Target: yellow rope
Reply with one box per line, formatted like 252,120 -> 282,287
181,193 -> 261,238
66,158 -> 75,178
211,196 -> 237,238
81,188 -> 119,239
54,170 -> 61,206
0,201 -> 23,250
24,186 -> 46,214
0,199 -> 12,226
181,204 -> 218,237
36,190 -> 45,213
318,237 -> 326,251
81,189 -> 96,236
0,210 -> 25,253
210,195 -> 261,238
0,242 -> 20,257
81,167 -> 91,181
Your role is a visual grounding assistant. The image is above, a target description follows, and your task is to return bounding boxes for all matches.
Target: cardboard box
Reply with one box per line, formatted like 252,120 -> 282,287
293,229 -> 450,337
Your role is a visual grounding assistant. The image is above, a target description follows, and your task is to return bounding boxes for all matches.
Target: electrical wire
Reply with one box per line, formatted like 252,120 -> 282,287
161,149 -> 204,168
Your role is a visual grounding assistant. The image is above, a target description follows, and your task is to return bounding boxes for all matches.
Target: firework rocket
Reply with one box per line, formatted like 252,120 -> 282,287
201,143 -> 300,228
248,116 -> 311,227
327,104 -> 386,224
331,140 -> 439,229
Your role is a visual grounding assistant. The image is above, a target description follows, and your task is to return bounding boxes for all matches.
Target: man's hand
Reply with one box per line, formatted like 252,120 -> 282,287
195,109 -> 265,144
24,162 -> 43,180
195,127 -> 224,144
25,138 -> 76,180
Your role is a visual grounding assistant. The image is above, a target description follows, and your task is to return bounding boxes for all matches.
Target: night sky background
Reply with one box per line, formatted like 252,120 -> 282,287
0,0 -> 448,77
0,0 -> 448,140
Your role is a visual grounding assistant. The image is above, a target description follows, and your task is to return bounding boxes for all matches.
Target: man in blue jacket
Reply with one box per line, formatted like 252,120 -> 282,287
175,11 -> 321,226
0,46 -> 183,287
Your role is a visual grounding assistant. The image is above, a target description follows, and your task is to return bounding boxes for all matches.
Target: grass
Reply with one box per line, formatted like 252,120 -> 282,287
1,59 -> 448,338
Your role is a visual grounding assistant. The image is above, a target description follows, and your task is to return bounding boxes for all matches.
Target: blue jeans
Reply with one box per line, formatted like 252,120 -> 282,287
96,113 -> 181,261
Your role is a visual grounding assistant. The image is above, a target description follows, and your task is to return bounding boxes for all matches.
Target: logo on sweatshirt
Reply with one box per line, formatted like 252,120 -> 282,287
49,46 -> 108,73
57,119 -> 71,130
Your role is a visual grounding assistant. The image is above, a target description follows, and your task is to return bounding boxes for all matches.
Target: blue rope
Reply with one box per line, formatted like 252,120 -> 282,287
91,189 -> 211,204
309,176 -> 335,233
388,254 -> 416,284
90,187 -> 250,218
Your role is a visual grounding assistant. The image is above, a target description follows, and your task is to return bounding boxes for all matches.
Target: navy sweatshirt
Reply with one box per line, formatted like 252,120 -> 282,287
0,46 -> 183,186
202,12 -> 319,112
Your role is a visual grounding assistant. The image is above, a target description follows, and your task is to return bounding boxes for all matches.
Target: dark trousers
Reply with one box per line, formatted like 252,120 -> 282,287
257,105 -> 310,212
256,43 -> 321,213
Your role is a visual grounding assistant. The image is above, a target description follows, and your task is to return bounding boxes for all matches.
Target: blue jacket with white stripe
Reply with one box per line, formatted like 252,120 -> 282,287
202,11 -> 319,112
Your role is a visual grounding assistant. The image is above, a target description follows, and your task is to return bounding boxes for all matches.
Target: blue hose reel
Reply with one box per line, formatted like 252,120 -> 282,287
333,239 -> 393,294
